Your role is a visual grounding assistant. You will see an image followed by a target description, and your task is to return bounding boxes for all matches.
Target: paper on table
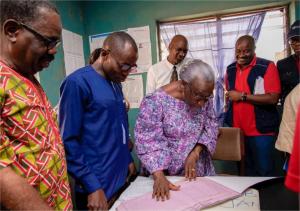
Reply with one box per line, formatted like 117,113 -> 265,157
116,178 -> 240,211
205,176 -> 274,193
113,176 -> 274,211
203,189 -> 260,211
112,176 -> 183,204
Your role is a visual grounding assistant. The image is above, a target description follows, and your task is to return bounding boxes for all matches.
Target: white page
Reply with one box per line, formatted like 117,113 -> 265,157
205,176 -> 275,194
62,29 -> 85,76
121,75 -> 144,108
127,26 -> 152,74
110,176 -> 183,211
127,26 -> 151,43
203,189 -> 260,211
89,30 -> 127,53
89,33 -> 109,53
89,26 -> 152,74
136,42 -> 152,72
110,176 -> 269,211
110,177 -> 152,211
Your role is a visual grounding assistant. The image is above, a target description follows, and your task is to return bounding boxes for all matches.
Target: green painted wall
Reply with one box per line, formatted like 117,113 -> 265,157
40,1 -> 86,106
39,0 -> 300,109
295,0 -> 300,19
82,0 -> 294,64
38,0 -> 299,171
81,0 -> 297,138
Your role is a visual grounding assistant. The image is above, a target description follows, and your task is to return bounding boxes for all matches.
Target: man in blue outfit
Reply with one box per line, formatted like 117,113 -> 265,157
277,20 -> 300,114
59,32 -> 138,210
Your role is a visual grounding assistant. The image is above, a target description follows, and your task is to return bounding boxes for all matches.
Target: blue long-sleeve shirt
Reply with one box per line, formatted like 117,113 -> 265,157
59,65 -> 131,199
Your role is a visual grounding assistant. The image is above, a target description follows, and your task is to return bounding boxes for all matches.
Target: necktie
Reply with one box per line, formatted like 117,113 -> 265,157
170,66 -> 178,83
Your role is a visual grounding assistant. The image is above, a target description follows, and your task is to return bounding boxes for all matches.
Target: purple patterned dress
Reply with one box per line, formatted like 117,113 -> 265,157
134,89 -> 218,176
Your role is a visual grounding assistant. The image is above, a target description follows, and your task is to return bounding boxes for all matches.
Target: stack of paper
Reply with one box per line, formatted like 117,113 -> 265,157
114,176 -> 273,211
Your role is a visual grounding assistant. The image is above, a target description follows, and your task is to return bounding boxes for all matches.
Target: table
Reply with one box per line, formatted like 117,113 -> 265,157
110,176 -> 298,210
252,177 -> 298,210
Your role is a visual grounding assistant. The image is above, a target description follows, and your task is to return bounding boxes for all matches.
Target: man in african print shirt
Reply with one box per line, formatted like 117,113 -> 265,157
0,1 -> 72,210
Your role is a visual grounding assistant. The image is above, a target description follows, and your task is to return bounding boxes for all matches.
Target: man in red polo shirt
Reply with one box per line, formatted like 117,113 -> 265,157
224,35 -> 281,176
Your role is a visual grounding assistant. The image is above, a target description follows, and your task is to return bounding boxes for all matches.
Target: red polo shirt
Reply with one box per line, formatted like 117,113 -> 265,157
227,56 -> 281,136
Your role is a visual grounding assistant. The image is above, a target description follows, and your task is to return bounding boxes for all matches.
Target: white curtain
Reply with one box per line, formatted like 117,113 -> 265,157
160,12 -> 266,124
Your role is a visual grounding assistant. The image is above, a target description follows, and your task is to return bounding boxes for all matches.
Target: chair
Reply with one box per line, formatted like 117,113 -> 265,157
212,127 -> 245,176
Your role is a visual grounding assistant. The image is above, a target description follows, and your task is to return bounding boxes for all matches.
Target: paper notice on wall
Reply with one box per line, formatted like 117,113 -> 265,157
135,42 -> 152,73
89,26 -> 152,74
127,26 -> 152,73
62,29 -> 85,76
127,26 -> 151,43
89,32 -> 111,53
122,75 -> 144,108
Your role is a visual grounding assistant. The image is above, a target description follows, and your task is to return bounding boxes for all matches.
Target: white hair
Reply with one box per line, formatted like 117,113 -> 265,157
179,59 -> 215,83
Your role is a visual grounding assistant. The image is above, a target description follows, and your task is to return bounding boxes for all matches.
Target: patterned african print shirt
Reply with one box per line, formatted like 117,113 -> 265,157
135,89 -> 218,176
0,61 -> 72,210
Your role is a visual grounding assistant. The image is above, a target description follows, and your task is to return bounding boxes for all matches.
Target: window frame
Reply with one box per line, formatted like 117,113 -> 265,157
157,5 -> 290,61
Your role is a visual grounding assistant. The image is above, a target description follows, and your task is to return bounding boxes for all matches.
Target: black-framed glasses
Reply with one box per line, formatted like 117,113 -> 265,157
185,81 -> 214,102
288,38 -> 300,45
117,62 -> 138,73
103,49 -> 137,73
20,23 -> 61,50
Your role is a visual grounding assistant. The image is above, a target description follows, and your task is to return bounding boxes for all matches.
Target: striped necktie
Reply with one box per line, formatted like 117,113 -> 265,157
170,66 -> 178,83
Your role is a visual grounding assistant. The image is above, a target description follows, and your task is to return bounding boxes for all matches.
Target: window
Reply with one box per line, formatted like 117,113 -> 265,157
255,10 -> 287,63
158,7 -> 288,119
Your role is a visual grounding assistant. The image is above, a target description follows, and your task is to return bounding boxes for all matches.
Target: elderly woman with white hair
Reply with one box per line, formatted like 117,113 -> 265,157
134,59 -> 218,201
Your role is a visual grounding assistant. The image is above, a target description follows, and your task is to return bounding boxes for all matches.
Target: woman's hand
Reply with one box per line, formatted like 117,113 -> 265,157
184,144 -> 202,181
152,171 -> 180,201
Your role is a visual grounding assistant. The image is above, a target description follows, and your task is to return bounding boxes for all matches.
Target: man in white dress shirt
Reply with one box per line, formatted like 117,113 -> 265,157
146,35 -> 189,94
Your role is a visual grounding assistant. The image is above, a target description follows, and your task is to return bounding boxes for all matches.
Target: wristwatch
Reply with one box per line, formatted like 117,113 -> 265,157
241,92 -> 247,101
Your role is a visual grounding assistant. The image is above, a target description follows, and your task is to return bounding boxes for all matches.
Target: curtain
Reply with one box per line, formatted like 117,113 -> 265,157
160,12 -> 266,125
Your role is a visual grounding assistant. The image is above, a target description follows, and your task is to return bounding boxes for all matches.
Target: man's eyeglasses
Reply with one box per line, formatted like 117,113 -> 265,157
20,23 -> 61,50
116,61 -> 137,73
288,38 -> 300,45
103,49 -> 137,73
185,82 -> 214,102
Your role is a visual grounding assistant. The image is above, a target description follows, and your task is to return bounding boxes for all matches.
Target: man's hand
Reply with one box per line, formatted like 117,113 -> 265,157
152,171 -> 180,201
227,90 -> 243,102
127,162 -> 137,182
185,144 -> 202,181
87,189 -> 108,211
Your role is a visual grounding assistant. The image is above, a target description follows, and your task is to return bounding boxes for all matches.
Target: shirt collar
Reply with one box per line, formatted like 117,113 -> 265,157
164,58 -> 176,69
165,58 -> 187,69
236,54 -> 257,70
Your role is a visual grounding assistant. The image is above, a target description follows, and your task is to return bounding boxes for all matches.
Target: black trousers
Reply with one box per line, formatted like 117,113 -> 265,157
74,192 -> 88,211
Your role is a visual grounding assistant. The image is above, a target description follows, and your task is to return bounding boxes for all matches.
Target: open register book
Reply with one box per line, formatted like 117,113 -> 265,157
112,176 -> 274,211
